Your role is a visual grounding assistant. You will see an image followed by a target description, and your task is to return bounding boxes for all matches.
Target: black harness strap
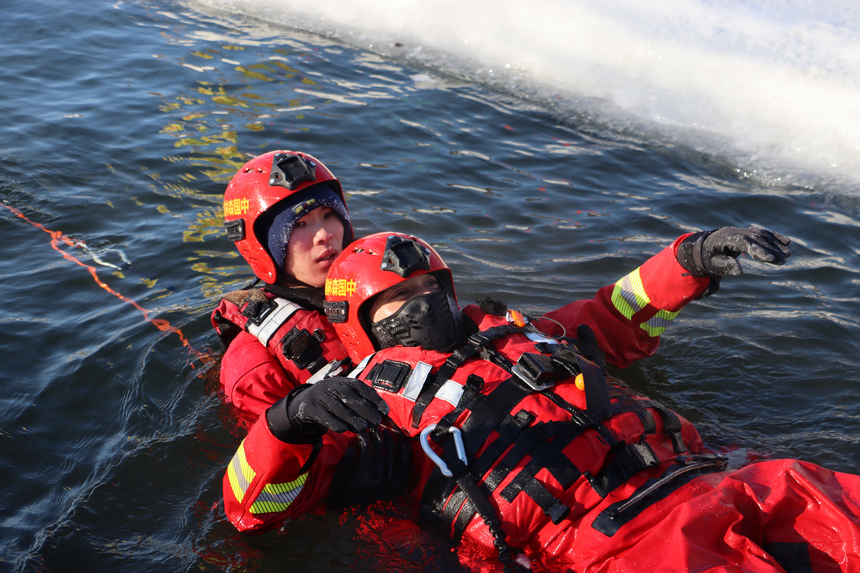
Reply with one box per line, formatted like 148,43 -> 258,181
423,373 -> 489,526
634,408 -> 657,435
525,422 -> 584,489
411,374 -> 449,429
416,323 -> 697,543
411,325 -> 523,428
440,408 -> 534,535
432,374 -> 484,436
576,354 -> 611,417
443,454 -> 524,570
424,376 -> 691,533
418,369 -> 532,570
496,421 -> 586,524
500,465 -> 572,524
450,418 -> 584,533
420,377 -> 532,535
471,410 -> 534,485
654,407 -> 688,453
586,437 -> 661,498
547,345 -> 610,415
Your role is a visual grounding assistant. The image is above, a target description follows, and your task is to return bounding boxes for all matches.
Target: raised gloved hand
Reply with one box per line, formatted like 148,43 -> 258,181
266,377 -> 390,443
677,226 -> 791,278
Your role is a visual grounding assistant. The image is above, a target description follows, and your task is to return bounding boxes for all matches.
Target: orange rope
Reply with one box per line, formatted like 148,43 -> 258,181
2,201 -> 211,365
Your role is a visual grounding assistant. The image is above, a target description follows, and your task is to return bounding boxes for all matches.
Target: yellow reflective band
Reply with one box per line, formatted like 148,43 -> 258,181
250,473 -> 309,514
227,440 -> 255,504
641,308 -> 681,337
611,268 -> 649,320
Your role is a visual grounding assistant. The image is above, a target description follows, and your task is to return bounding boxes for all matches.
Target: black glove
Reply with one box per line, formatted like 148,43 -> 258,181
677,226 -> 791,278
266,377 -> 390,443
327,426 -> 413,506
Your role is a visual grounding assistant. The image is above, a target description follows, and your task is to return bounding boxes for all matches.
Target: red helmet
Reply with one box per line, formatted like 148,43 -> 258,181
223,150 -> 353,283
323,232 -> 463,362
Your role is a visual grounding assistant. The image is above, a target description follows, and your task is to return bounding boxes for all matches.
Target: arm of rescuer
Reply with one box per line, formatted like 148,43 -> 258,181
211,290 -> 303,421
223,377 -> 395,532
540,227 -> 791,368
219,331 -> 295,425
211,288 -> 349,422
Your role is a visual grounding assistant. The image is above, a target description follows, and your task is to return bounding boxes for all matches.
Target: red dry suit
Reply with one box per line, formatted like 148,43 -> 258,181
211,288 -> 349,422
222,238 -> 860,571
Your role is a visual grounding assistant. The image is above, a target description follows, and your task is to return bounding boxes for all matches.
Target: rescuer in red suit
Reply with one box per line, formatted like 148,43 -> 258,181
210,150 -> 355,424
223,229 -> 860,572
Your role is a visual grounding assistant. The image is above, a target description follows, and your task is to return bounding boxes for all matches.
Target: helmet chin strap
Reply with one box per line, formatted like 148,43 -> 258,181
280,276 -> 317,289
370,291 -> 465,352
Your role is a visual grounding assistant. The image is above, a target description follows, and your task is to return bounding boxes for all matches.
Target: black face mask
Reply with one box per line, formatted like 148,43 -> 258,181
370,290 -> 466,352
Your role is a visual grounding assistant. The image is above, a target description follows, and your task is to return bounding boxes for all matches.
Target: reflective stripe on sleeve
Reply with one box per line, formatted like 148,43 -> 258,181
612,267 -> 683,338
227,440 -> 256,504
611,268 -> 649,320
249,473 -> 309,514
641,308 -> 680,337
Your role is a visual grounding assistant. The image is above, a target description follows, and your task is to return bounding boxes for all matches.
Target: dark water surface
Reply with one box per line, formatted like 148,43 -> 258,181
2,0 -> 859,571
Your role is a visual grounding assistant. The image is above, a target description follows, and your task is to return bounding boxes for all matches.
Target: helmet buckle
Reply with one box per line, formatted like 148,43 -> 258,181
224,219 -> 245,241
323,300 -> 349,323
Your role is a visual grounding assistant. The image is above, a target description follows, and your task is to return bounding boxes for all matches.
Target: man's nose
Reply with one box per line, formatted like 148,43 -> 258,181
314,222 -> 334,242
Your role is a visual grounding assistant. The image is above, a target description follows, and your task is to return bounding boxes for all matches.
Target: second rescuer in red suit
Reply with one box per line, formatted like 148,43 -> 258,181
221,229 -> 860,572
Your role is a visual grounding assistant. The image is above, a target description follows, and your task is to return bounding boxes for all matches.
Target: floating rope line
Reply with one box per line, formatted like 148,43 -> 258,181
2,201 -> 210,366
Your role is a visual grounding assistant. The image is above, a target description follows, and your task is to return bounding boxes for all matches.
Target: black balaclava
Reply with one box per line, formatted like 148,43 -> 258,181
369,281 -> 466,352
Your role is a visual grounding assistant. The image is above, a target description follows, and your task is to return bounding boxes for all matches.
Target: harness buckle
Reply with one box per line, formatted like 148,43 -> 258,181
420,424 -> 467,478
512,353 -> 558,391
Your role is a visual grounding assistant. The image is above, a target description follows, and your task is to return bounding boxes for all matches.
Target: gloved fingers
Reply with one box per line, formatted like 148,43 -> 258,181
705,227 -> 792,272
317,393 -> 378,433
290,377 -> 390,434
742,228 -> 791,265
293,401 -> 353,433
339,377 -> 391,415
768,229 -> 792,247
320,382 -> 388,433
717,228 -> 791,266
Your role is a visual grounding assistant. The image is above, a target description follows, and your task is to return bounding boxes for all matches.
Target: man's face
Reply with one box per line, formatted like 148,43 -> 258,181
283,206 -> 344,288
369,273 -> 443,323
